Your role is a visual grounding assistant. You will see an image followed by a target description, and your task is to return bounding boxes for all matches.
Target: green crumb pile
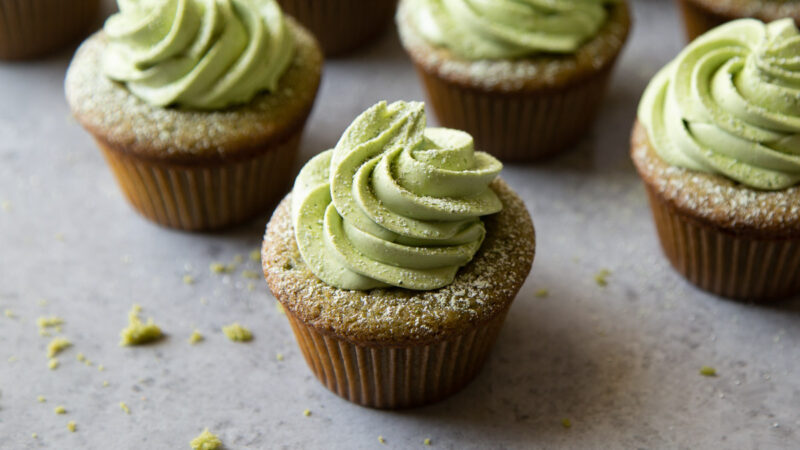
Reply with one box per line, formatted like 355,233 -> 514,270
120,304 -> 163,346
700,366 -> 717,377
47,338 -> 72,358
189,330 -> 204,344
209,262 -> 233,274
37,316 -> 64,330
4,308 -> 16,318
424,438 -> 432,446
120,402 -> 130,414
54,406 -> 66,415
222,323 -> 252,342
535,289 -> 549,298
183,275 -> 195,285
250,250 -> 261,262
103,381 -> 110,387
303,409 -> 311,417
67,421 -> 76,432
98,364 -> 105,372
37,396 -> 46,403
562,418 -> 572,429
190,428 -> 222,450
276,353 -> 284,361
48,358 -> 59,370
31,433 -> 38,439
378,436 -> 386,444
594,269 -> 611,287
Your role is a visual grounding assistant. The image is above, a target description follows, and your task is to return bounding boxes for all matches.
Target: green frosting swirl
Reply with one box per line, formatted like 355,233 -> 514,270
291,101 -> 503,291
406,0 -> 619,59
639,18 -> 800,190
103,0 -> 295,109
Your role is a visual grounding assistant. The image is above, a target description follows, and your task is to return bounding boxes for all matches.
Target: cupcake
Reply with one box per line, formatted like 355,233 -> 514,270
632,18 -> 800,301
262,101 -> 535,408
0,0 -> 100,60
396,0 -> 630,161
675,0 -> 800,41
277,0 -> 397,56
65,0 -> 323,231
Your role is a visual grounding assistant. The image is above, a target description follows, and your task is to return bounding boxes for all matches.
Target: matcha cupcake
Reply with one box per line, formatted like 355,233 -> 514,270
632,18 -> 800,301
66,0 -> 322,230
263,101 -> 535,408
277,0 -> 397,56
0,0 -> 100,60
396,0 -> 630,161
676,0 -> 800,41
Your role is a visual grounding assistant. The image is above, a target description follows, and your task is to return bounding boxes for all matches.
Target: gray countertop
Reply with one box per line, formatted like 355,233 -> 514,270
1,0 -> 799,448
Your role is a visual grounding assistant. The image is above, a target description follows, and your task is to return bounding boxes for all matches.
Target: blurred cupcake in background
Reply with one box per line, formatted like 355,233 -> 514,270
675,0 -> 800,41
0,0 -> 100,60
632,18 -> 800,301
397,0 -> 630,161
277,0 -> 397,56
65,0 -> 323,231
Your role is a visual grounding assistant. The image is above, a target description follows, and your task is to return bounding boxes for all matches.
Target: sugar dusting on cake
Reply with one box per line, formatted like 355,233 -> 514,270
262,179 -> 536,344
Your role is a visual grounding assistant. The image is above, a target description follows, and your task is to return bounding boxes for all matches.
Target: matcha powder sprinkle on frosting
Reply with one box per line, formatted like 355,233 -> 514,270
638,18 -> 800,190
291,100 -> 503,291
406,0 -> 620,59
103,0 -> 295,110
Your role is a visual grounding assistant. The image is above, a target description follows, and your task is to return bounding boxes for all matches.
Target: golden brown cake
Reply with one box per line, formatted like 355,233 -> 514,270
0,0 -> 100,60
396,0 -> 630,161
675,0 -> 800,41
262,178 -> 535,408
277,0 -> 397,56
65,8 -> 323,231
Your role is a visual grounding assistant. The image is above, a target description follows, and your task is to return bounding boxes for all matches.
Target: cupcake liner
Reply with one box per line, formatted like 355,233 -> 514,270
674,0 -> 728,41
646,188 -> 800,301
284,307 -> 509,409
277,0 -> 396,56
414,63 -> 615,161
0,0 -> 100,60
96,134 -> 300,231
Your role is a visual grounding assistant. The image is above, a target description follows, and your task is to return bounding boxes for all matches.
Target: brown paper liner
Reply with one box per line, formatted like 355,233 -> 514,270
646,187 -> 800,302
675,0 -> 729,41
0,0 -> 100,60
415,64 -> 615,161
277,0 -> 396,56
284,307 -> 509,409
96,134 -> 299,231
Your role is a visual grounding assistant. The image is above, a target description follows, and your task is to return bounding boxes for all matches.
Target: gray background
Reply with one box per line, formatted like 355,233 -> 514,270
1,0 -> 799,448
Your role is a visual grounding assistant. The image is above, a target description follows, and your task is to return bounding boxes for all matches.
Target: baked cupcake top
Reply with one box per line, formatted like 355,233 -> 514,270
291,101 -> 503,291
638,18 -> 800,191
103,0 -> 295,110
403,0 -> 621,60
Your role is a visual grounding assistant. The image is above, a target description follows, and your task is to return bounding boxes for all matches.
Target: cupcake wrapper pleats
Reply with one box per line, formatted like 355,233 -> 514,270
646,188 -> 800,301
0,0 -> 100,60
284,307 -> 509,409
97,135 -> 299,231
415,64 -> 615,161
675,0 -> 728,41
277,0 -> 396,56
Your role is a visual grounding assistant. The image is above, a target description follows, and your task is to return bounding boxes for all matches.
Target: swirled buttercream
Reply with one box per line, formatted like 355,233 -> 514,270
103,0 -> 295,109
405,0 -> 619,59
291,101 -> 503,290
639,18 -> 800,190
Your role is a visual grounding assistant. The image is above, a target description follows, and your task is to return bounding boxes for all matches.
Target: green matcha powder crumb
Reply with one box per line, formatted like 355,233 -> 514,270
190,428 -> 222,450
222,323 -> 252,342
120,304 -> 164,346
700,366 -> 717,377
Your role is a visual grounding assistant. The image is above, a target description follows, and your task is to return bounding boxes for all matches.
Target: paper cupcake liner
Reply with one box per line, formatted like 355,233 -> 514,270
415,64 -> 614,161
0,0 -> 100,60
646,188 -> 800,302
284,307 -> 509,409
96,134 -> 300,231
675,0 -> 728,41
277,0 -> 396,56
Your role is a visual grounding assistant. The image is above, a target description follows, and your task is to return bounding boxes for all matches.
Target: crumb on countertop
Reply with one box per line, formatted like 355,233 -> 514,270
37,395 -> 46,403
222,323 -> 252,342
594,269 -> 611,287
190,428 -> 222,450
37,316 -> 64,329
700,366 -> 717,377
183,275 -> 195,285
562,418 -> 572,428
54,406 -> 66,415
120,304 -> 163,346
424,438 -> 432,445
250,250 -> 261,262
48,358 -> 59,370
189,330 -> 204,344
378,436 -> 386,444
535,288 -> 549,298
303,409 -> 311,417
67,421 -> 76,432
120,402 -> 130,414
47,338 -> 72,358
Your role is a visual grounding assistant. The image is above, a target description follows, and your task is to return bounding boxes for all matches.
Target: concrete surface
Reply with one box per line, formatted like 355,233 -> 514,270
1,0 -> 799,448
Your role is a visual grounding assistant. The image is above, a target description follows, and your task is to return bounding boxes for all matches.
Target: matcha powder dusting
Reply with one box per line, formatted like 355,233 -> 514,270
120,304 -> 163,346
222,323 -> 252,342
190,428 -> 222,450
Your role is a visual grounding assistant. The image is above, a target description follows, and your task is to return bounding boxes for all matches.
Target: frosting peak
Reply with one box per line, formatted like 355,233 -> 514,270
638,18 -> 800,190
103,0 -> 295,110
292,101 -> 503,290
406,0 -> 619,60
